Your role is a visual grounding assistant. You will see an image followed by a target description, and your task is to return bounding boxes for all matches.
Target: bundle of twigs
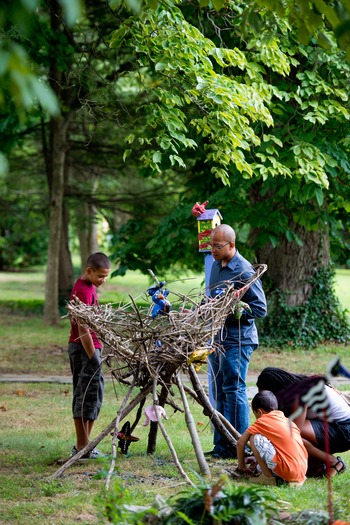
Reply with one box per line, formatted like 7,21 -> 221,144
52,264 -> 267,482
65,264 -> 267,388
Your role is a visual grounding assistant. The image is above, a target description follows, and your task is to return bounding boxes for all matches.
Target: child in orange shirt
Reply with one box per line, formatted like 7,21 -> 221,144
236,390 -> 308,487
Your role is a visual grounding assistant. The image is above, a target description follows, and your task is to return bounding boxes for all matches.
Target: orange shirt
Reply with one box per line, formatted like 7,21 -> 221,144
248,410 -> 308,482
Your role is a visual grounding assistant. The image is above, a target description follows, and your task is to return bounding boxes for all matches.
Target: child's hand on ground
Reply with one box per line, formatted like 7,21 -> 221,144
244,456 -> 261,475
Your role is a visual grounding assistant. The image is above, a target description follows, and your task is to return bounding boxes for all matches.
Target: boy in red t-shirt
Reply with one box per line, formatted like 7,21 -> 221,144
68,252 -> 111,459
236,390 -> 308,486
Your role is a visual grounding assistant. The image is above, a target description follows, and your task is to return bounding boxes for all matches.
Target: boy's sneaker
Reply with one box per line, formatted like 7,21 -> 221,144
288,480 -> 305,488
70,446 -> 107,460
89,448 -> 107,459
70,446 -> 90,460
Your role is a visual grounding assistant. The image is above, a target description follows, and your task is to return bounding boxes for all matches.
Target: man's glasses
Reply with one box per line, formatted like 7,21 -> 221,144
209,242 -> 231,251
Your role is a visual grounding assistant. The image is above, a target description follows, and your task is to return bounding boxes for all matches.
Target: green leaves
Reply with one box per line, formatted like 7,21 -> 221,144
0,43 -> 59,116
116,1 -> 275,184
249,0 -> 350,59
247,34 -> 291,76
0,153 -> 9,177
0,0 -> 83,116
109,24 -> 131,49
165,480 -> 276,525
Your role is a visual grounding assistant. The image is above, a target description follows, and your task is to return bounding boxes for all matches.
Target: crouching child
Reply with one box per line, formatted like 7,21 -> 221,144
236,390 -> 308,487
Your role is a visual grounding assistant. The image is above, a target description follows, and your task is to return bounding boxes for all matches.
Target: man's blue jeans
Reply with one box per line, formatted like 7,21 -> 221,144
208,344 -> 257,456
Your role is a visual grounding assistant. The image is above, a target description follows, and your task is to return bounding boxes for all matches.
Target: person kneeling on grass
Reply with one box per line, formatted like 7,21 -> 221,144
256,367 -> 348,477
236,390 -> 308,487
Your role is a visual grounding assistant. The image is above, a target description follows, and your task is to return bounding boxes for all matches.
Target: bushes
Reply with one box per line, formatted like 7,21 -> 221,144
98,477 -> 277,525
260,264 -> 350,348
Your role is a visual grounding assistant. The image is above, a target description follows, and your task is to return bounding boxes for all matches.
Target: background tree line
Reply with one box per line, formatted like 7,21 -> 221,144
1,0 -> 350,346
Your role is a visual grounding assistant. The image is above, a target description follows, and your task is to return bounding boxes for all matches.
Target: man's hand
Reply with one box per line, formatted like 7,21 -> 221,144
233,301 -> 252,319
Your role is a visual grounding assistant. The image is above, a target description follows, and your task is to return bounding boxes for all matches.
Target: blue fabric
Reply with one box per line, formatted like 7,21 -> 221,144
208,249 -> 267,454
209,344 -> 257,451
209,249 -> 267,345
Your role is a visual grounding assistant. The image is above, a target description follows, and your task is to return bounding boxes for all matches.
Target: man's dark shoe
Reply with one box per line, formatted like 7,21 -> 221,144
204,449 -> 217,457
204,450 -> 236,459
217,452 -> 237,459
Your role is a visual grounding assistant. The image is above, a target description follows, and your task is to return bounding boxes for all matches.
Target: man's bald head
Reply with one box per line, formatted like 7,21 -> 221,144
211,224 -> 236,242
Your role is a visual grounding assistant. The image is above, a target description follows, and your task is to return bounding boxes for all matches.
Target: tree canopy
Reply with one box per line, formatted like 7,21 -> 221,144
1,0 -> 350,343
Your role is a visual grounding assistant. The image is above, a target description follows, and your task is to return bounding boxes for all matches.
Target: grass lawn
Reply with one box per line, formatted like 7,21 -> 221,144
1,268 -> 350,524
0,268 -> 204,306
333,269 -> 350,312
1,378 -> 350,524
1,266 -> 349,309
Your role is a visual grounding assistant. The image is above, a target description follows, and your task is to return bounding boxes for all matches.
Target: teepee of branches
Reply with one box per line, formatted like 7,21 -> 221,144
51,264 -> 267,484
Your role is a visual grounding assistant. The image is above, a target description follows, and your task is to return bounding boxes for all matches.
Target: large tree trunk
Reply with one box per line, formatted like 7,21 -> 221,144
77,201 -> 99,274
44,0 -> 74,325
256,223 -> 330,307
44,116 -> 72,325
59,200 -> 74,305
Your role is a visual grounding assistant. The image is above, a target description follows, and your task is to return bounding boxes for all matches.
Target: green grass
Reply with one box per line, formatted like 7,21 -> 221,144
0,269 -> 204,305
1,380 -> 350,524
1,268 -> 350,523
0,381 -> 213,524
333,268 -> 350,312
1,267 -> 349,311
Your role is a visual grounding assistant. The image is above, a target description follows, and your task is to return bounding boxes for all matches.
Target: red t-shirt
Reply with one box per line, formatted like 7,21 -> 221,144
68,277 -> 101,349
248,410 -> 308,482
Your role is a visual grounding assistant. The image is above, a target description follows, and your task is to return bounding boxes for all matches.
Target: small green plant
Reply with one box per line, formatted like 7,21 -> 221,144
163,477 -> 276,525
96,476 -> 277,525
96,479 -> 159,525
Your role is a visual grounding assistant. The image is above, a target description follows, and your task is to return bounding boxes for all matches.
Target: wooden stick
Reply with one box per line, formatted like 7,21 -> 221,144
49,383 -> 153,479
105,378 -> 137,490
152,372 -> 195,487
175,373 -> 211,477
184,380 -> 241,441
188,365 -> 240,452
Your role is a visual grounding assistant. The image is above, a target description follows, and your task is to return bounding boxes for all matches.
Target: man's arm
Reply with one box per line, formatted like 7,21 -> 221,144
239,278 -> 267,320
291,404 -> 308,430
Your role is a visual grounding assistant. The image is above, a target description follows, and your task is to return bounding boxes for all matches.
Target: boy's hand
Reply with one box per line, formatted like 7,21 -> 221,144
235,466 -> 255,477
244,456 -> 260,475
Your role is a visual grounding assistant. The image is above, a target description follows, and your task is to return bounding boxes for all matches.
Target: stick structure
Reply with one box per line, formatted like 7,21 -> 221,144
52,264 -> 267,481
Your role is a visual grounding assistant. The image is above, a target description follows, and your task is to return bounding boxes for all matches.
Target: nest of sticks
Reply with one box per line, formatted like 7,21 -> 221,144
65,264 -> 267,389
52,264 -> 267,483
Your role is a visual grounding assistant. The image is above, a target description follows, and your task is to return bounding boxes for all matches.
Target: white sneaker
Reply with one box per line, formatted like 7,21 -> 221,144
89,448 -> 107,459
70,446 -> 107,460
288,480 -> 305,488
